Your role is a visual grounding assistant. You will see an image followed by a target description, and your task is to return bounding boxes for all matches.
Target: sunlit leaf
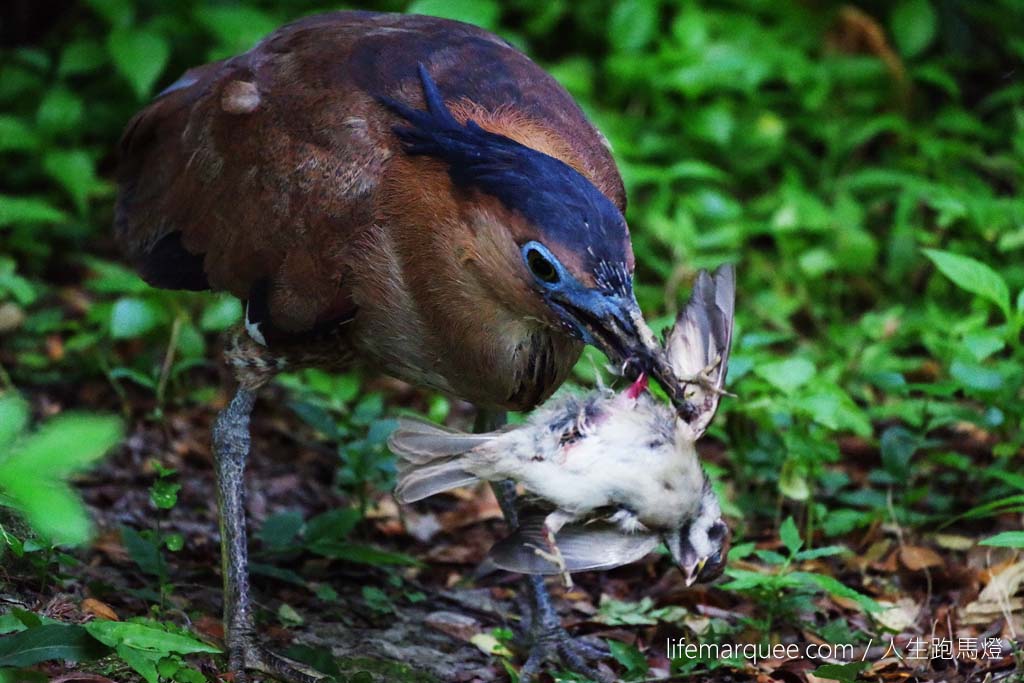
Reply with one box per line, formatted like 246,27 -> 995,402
923,248 -> 1011,320
107,29 -> 170,99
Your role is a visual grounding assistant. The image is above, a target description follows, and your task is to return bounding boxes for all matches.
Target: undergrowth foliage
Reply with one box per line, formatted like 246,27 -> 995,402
0,0 -> 1022,681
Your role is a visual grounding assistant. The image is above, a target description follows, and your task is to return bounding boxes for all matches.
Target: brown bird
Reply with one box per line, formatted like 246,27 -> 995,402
115,10 -> 693,683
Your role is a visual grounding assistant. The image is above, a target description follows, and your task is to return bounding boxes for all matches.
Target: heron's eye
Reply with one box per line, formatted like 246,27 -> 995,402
526,247 -> 560,284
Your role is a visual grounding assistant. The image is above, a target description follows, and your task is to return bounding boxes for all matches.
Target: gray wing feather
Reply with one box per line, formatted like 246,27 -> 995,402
388,417 -> 495,464
665,264 -> 736,438
489,516 -> 661,575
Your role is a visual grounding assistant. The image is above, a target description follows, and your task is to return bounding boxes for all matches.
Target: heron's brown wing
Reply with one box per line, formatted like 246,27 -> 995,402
115,11 -> 623,337
665,265 -> 736,437
489,515 -> 660,575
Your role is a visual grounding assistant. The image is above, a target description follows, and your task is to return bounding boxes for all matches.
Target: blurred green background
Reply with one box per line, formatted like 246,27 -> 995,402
0,0 -> 1023,677
2,0 -> 1024,679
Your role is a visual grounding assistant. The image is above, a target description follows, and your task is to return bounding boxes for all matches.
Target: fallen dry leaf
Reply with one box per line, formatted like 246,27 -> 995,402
81,598 -> 118,621
899,545 -> 944,571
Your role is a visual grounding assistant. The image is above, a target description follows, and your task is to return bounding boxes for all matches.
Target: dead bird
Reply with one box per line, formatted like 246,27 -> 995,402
390,265 -> 735,586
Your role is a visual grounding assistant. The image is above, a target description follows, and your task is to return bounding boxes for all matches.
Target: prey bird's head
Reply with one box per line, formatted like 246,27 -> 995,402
664,479 -> 730,586
382,64 -> 686,405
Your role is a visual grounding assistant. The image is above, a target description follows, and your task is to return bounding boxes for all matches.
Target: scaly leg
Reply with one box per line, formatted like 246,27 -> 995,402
212,387 -> 326,683
475,409 -> 611,683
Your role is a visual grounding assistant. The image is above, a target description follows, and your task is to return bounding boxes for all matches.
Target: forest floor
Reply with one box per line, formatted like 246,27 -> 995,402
4,370 -> 1024,683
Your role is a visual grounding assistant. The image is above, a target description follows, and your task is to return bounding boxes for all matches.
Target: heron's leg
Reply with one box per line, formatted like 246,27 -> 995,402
212,386 -> 325,683
474,409 -> 611,683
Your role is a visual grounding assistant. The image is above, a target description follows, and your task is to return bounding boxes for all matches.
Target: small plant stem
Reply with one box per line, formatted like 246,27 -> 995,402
156,314 -> 184,409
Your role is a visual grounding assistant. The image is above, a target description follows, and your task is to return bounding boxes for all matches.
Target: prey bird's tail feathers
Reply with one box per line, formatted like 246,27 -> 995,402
490,516 -> 661,575
389,418 -> 493,503
666,264 -> 736,438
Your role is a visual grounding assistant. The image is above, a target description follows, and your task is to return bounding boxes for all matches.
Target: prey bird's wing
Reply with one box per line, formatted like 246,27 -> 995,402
489,515 -> 660,575
666,264 -> 736,438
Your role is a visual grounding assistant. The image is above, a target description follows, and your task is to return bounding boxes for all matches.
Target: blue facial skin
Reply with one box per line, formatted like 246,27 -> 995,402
519,241 -> 648,365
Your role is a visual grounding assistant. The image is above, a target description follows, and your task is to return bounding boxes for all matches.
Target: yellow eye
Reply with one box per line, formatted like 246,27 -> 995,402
527,248 -> 559,284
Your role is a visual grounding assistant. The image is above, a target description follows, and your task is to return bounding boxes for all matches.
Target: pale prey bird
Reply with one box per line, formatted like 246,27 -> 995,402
390,265 -> 735,586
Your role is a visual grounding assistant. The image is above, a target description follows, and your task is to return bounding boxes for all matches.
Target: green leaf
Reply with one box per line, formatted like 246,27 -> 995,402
0,195 -> 67,227
779,516 -> 803,555
890,0 -> 937,58
120,526 -> 167,580
0,394 -> 29,448
0,624 -> 110,666
194,7 -> 279,55
84,620 -> 220,655
1,414 -> 122,477
57,39 -> 107,76
979,531 -> 1024,548
609,0 -> 658,52
755,357 -> 815,394
879,426 -> 921,478
109,297 -> 161,338
115,643 -> 158,683
813,661 -> 869,683
0,480 -> 92,546
303,507 -> 361,544
256,510 -> 305,552
0,117 -> 39,152
199,296 -> 242,331
407,0 -> 500,30
43,149 -> 100,214
793,572 -> 881,612
107,29 -> 170,99
923,248 -> 1011,320
36,88 -> 84,135
608,640 -> 649,678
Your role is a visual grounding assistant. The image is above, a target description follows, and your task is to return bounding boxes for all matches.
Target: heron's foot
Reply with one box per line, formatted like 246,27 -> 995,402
517,618 -> 612,683
228,632 -> 331,683
514,590 -> 612,683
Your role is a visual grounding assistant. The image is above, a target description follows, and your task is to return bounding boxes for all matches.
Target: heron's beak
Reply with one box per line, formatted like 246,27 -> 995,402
549,287 -> 694,414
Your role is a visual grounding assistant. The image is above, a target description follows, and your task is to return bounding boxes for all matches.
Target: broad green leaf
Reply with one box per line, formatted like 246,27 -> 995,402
813,661 -> 869,683
43,149 -> 100,214
608,640 -> 649,677
107,29 -> 170,99
36,88 -> 84,135
0,117 -> 38,152
923,248 -> 1011,320
890,0 -> 937,58
85,0 -> 134,27
84,620 -> 220,655
793,572 -> 881,612
0,414 -> 121,476
407,0 -> 500,30
256,510 -> 305,552
84,258 -> 150,294
755,358 -> 815,394
194,7 -> 279,55
779,516 -> 803,555
609,0 -> 658,52
199,296 -> 242,331
0,394 -> 28,448
0,624 -> 110,666
120,526 -> 167,580
115,643 -> 158,683
57,40 -> 107,76
0,195 -> 67,227
979,531 -> 1024,548
0,480 -> 92,546
109,297 -> 161,338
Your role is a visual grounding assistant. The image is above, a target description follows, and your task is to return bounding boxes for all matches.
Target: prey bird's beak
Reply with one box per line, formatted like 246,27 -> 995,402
683,557 -> 708,587
665,533 -> 710,587
549,286 -> 693,415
